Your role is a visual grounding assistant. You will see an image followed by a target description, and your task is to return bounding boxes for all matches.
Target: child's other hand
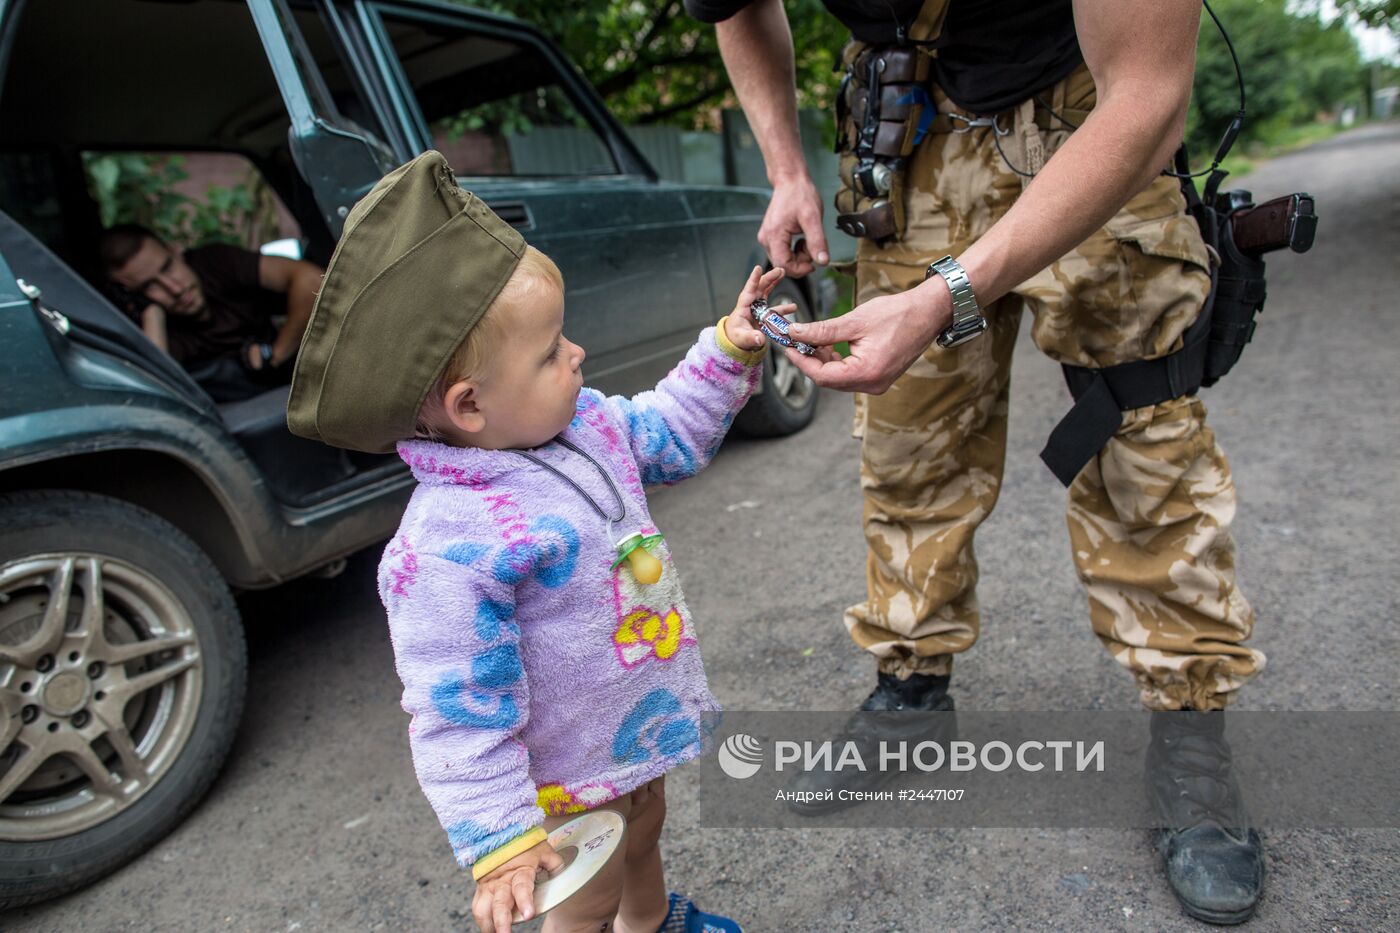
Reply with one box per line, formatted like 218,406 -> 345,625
471,840 -> 564,932
724,265 -> 796,353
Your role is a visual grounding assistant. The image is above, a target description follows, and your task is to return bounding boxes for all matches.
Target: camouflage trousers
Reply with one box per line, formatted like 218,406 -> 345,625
845,66 -> 1265,711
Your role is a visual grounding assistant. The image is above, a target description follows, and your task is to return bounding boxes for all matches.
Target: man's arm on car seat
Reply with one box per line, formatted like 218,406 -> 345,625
258,256 -> 323,367
138,303 -> 170,354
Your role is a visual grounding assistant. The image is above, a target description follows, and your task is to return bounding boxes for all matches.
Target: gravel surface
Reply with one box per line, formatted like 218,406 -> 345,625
7,122 -> 1398,932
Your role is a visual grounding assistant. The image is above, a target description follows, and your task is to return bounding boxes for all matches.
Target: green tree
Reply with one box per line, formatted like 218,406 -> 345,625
475,0 -> 847,127
83,153 -> 281,250
1334,0 -> 1400,36
1188,0 -> 1364,161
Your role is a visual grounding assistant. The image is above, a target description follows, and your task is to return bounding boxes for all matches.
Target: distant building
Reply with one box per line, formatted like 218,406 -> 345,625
1374,86 -> 1398,120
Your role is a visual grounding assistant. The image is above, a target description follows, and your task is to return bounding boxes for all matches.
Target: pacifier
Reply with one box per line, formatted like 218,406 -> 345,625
613,532 -> 664,585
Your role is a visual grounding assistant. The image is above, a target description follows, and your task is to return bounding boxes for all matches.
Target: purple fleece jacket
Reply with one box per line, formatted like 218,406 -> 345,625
377,325 -> 762,870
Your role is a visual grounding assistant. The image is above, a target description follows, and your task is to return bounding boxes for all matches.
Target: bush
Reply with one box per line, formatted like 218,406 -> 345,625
1189,0 -> 1366,162
83,152 -> 280,250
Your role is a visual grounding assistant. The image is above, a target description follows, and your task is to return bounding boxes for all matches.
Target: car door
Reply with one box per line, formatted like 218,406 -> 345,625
356,1 -> 715,395
248,0 -> 401,238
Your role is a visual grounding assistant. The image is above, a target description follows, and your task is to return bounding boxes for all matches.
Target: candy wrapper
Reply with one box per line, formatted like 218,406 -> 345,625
750,297 -> 817,356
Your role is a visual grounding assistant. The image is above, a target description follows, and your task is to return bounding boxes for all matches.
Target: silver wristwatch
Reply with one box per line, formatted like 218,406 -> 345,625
925,255 -> 988,348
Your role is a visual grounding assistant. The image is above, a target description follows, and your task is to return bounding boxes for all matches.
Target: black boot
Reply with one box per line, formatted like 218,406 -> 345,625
1146,711 -> 1265,925
787,671 -> 956,815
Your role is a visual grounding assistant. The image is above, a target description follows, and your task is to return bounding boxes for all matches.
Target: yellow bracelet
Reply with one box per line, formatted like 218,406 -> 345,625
715,317 -> 768,365
470,825 -> 549,880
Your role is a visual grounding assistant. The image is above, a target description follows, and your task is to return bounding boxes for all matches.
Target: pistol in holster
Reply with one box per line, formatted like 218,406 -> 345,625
1197,188 -> 1317,386
1042,179 -> 1319,487
833,40 -> 933,246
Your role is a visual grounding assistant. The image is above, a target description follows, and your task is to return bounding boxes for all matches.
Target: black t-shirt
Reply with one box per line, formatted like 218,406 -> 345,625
164,244 -> 280,368
685,0 -> 1083,115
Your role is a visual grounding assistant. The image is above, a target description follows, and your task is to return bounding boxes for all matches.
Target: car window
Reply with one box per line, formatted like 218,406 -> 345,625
372,8 -> 618,177
81,151 -> 304,256
0,0 -> 374,268
286,1 -> 395,151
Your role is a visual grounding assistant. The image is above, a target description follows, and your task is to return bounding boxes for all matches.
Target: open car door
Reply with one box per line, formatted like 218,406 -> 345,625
248,0 -> 398,238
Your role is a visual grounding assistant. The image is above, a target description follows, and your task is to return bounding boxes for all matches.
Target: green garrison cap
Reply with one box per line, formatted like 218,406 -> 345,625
286,151 -> 525,452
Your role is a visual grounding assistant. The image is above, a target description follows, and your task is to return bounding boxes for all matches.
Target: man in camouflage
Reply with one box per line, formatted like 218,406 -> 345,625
689,0 -> 1265,923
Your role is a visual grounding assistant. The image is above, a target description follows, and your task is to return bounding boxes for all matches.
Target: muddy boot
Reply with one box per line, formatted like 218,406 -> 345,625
1146,711 -> 1265,925
787,672 -> 956,815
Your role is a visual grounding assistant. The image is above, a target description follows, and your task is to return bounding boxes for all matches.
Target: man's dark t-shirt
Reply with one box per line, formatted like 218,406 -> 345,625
685,0 -> 1082,115
163,244 -> 280,369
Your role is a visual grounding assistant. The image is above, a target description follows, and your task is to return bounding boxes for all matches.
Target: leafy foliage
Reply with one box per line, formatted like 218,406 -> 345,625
83,153 -> 281,250
1188,0 -> 1367,163
478,0 -> 1371,156
1334,0 -> 1400,35
472,0 -> 847,127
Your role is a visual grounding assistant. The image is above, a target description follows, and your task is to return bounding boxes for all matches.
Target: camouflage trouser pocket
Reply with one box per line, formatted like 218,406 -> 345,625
1109,210 -> 1214,362
1025,177 -> 1213,368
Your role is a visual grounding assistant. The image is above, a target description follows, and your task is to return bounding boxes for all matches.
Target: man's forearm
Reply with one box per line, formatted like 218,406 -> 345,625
140,304 -> 169,354
950,88 -> 1189,311
715,0 -> 808,184
273,270 -> 320,365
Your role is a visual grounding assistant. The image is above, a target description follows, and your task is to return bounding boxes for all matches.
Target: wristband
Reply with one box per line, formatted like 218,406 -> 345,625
470,825 -> 549,880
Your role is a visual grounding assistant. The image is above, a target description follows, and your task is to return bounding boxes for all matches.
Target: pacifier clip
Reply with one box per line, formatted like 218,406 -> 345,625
512,437 -> 665,585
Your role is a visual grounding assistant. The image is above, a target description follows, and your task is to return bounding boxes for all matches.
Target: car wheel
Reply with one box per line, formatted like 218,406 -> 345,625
734,281 -> 819,438
0,491 -> 246,907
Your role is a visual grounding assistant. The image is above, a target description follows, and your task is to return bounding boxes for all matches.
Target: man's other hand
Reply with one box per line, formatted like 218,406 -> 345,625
761,174 -> 829,278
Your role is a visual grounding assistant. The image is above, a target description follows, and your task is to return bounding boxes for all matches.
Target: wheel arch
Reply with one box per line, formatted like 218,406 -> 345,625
0,451 -> 256,585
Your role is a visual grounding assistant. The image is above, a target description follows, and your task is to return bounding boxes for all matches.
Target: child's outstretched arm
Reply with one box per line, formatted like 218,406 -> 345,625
379,548 -> 556,905
597,266 -> 793,486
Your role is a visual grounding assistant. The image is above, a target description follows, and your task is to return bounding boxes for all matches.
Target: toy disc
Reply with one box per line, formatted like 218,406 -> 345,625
511,809 -> 626,921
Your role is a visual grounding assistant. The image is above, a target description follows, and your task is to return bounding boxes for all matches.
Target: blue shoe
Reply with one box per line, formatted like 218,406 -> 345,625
657,892 -> 743,933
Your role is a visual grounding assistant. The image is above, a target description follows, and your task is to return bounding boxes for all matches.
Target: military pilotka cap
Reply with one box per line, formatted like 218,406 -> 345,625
286,150 -> 525,453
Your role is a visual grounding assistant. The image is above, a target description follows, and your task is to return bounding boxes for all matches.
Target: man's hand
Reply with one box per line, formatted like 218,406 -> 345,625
471,840 -> 564,933
724,265 -> 797,353
244,340 -> 269,371
784,281 -> 953,393
761,175 -> 830,278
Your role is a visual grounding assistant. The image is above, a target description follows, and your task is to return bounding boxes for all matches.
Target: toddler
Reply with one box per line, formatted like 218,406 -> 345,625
288,151 -> 794,933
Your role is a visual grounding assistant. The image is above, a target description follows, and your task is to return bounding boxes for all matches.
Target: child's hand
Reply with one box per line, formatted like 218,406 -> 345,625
723,265 -> 797,353
471,840 -> 564,932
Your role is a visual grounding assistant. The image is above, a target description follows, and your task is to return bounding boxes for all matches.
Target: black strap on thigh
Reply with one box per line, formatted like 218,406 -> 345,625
1038,307 -> 1213,487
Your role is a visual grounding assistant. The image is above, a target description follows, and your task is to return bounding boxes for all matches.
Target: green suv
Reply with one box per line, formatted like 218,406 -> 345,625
0,0 -> 825,906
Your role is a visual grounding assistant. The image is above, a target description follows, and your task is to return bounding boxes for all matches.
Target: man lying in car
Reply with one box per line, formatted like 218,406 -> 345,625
99,223 -> 323,401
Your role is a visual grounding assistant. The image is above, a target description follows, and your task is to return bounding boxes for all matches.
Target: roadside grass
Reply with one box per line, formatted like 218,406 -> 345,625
821,267 -> 854,357
1215,120 -> 1348,182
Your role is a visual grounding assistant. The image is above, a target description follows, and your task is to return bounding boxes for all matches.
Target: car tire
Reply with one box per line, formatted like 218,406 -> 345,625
0,490 -> 246,907
734,281 -> 820,438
